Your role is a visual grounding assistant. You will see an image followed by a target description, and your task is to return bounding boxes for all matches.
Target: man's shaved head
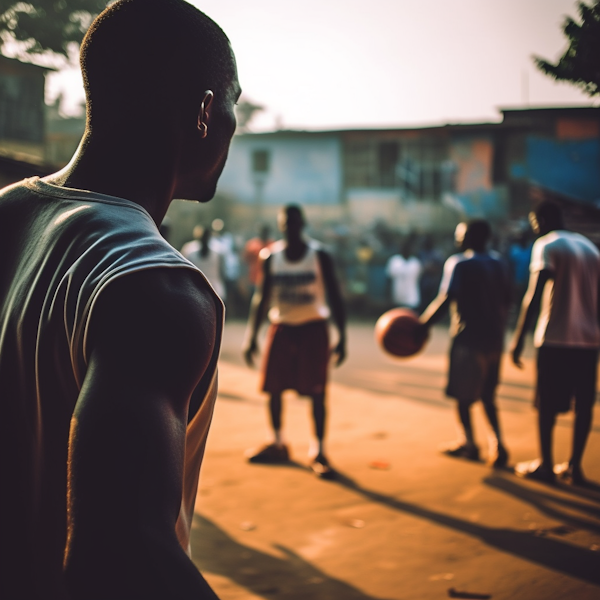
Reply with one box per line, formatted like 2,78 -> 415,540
80,0 -> 235,131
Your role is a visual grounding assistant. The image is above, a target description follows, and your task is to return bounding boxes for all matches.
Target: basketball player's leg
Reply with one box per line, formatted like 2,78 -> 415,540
247,324 -> 291,463
560,349 -> 598,484
309,391 -> 336,478
311,392 -> 326,444
515,389 -> 557,482
443,343 -> 480,460
570,397 -> 593,481
480,355 -> 508,467
515,347 -> 558,482
247,391 -> 289,463
538,402 -> 556,471
269,392 -> 284,443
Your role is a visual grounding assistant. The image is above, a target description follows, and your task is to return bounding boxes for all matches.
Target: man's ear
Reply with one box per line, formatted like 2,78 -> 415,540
197,90 -> 214,138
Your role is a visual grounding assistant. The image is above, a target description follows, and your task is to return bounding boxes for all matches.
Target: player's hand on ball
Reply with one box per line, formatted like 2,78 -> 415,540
375,308 -> 428,358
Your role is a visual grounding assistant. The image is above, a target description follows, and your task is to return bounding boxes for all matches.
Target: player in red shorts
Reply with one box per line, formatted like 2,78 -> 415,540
243,205 -> 346,478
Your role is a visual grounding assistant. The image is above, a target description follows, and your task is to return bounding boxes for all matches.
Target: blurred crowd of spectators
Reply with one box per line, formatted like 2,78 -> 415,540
173,218 -> 535,322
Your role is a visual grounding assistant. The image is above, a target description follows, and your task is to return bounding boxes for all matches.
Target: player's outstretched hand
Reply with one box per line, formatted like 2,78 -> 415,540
331,339 -> 346,367
243,339 -> 258,368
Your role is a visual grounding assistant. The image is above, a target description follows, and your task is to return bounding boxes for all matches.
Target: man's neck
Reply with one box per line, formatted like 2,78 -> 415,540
45,135 -> 177,225
284,236 -> 308,261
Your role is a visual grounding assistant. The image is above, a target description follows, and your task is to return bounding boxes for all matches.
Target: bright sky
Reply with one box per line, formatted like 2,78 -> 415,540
48,0 -> 596,130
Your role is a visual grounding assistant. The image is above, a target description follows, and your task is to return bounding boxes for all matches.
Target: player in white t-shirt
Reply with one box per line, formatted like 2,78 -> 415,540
182,225 -> 227,300
243,205 -> 347,479
386,241 -> 422,310
512,201 -> 600,485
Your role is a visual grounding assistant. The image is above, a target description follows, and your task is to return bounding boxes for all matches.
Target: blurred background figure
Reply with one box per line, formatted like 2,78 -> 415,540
182,225 -> 227,301
244,224 -> 274,294
507,230 -> 533,309
210,218 -> 243,316
386,239 -> 422,311
418,235 -> 445,313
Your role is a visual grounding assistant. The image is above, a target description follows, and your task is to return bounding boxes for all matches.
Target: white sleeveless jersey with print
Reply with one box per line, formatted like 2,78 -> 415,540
267,239 -> 330,325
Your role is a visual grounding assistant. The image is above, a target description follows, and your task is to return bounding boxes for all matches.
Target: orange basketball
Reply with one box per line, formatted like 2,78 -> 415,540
374,308 -> 428,358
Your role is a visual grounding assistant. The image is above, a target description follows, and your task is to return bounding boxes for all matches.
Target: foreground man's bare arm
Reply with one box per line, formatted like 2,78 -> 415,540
64,268 -> 219,600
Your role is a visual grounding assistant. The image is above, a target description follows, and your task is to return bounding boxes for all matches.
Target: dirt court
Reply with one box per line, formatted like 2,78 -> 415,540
191,321 -> 600,600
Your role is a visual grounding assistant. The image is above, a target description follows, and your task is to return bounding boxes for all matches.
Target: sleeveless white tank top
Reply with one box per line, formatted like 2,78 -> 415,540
0,177 -> 222,597
267,239 -> 330,325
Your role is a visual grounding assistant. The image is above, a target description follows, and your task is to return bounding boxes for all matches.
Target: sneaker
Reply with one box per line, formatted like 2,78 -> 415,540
310,454 -> 336,480
489,445 -> 509,469
554,462 -> 586,486
514,459 -> 555,483
246,443 -> 289,464
441,441 -> 480,461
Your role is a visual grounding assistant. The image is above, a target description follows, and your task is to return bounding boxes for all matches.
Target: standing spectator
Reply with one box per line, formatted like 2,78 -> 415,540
418,235 -> 444,312
512,201 -> 600,485
244,224 -> 274,292
211,219 -> 243,314
508,232 -> 533,307
386,241 -> 422,310
182,225 -> 227,300
419,220 -> 511,467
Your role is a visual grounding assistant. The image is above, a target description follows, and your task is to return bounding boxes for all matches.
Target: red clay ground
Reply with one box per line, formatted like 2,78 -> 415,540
191,321 -> 600,600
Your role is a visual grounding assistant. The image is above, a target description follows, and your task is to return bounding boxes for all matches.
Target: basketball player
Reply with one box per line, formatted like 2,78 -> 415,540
512,201 -> 600,485
419,220 -> 511,467
0,1 -> 240,598
243,205 -> 347,479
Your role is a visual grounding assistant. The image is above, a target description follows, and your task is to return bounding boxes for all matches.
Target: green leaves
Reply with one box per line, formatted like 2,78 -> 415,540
533,0 -> 600,96
0,0 -> 108,61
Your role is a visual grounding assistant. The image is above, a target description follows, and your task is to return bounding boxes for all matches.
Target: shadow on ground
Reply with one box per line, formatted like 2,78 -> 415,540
191,513 -> 394,600
329,470 -> 600,586
483,474 -> 600,530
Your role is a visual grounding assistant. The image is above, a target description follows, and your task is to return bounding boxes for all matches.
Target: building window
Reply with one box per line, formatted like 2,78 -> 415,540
252,149 -> 270,173
378,142 -> 399,187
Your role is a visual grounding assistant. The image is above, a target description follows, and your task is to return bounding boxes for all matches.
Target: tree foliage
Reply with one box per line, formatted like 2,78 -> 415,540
534,0 -> 600,96
235,97 -> 264,132
0,0 -> 108,62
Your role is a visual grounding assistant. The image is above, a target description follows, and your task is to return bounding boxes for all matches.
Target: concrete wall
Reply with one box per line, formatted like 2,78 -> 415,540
217,133 -> 343,209
345,188 -> 458,232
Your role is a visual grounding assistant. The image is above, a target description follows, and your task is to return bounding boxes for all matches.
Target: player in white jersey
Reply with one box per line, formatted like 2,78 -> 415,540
512,201 -> 600,485
243,205 -> 347,479
0,1 -> 241,598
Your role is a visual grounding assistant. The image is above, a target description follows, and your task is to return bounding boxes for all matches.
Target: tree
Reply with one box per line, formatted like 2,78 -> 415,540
534,0 -> 600,96
0,0 -> 108,63
235,97 -> 265,132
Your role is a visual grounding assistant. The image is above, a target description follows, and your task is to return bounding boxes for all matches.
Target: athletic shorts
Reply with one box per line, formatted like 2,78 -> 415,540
262,320 -> 330,396
536,346 -> 599,414
446,342 -> 501,404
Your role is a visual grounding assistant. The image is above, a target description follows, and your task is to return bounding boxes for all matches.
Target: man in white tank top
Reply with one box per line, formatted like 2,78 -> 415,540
512,201 -> 600,485
243,205 -> 347,479
0,2 -> 241,598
